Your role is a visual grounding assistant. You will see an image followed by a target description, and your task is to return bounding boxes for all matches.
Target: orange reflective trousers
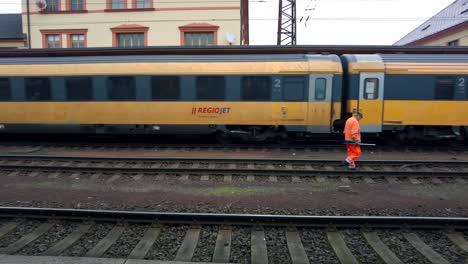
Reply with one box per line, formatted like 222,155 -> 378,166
346,144 -> 361,167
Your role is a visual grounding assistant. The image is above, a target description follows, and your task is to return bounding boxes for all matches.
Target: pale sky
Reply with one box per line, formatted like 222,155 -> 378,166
0,0 -> 456,45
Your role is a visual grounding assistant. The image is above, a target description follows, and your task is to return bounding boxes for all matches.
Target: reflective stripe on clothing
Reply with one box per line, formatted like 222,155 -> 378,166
344,116 -> 361,141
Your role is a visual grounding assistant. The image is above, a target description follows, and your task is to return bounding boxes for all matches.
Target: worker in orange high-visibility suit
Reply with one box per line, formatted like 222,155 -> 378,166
343,112 -> 363,169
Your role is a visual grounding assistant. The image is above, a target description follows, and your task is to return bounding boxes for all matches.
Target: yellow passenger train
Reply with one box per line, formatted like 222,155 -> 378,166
0,52 -> 466,142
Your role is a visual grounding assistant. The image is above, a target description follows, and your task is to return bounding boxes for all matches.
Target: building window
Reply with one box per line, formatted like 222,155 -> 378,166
179,23 -> 219,46
107,77 -> 136,101
151,76 -> 180,100
448,40 -> 459,46
117,33 -> 144,47
184,33 -> 214,46
241,76 -> 271,100
283,77 -> 305,101
364,78 -> 379,99
315,78 -> 327,101
25,78 -> 51,101
111,25 -> 149,47
435,77 -> 454,100
70,0 -> 84,11
46,34 -> 61,48
70,34 -> 85,48
196,76 -> 225,101
111,0 -> 125,9
0,78 -> 11,101
135,0 -> 150,8
66,77 -> 93,101
46,0 -> 59,11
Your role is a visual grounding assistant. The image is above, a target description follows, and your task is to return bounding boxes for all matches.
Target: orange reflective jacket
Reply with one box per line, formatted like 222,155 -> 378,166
344,116 -> 361,141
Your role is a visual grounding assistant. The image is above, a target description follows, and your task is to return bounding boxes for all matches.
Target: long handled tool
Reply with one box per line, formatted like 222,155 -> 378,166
344,143 -> 376,146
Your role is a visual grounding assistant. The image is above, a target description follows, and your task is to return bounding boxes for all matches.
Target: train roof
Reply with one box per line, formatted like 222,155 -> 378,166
0,54 -> 344,76
342,54 -> 468,75
342,53 -> 468,63
1,45 -> 468,58
379,54 -> 468,63
0,54 -> 340,65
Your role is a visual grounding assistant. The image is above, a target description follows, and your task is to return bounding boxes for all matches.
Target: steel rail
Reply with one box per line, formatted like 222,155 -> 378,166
0,166 -> 463,176
0,140 -> 465,151
0,156 -> 466,177
0,207 -> 467,229
0,142 -> 346,150
0,154 -> 467,165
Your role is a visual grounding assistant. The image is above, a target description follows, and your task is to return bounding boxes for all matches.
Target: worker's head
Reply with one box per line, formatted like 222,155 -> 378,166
353,111 -> 363,120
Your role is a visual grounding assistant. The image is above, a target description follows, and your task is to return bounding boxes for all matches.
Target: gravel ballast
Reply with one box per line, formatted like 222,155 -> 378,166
300,228 -> 340,264
0,219 -> 41,248
342,229 -> 384,264
265,227 -> 292,263
230,226 -> 251,263
145,225 -> 187,261
376,230 -> 431,264
103,223 -> 147,258
61,223 -> 113,257
18,221 -> 77,255
191,225 -> 218,262
415,230 -> 468,264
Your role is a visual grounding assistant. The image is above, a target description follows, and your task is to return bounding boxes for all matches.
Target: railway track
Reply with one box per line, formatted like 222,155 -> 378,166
0,207 -> 466,263
0,155 -> 467,175
0,155 -> 467,186
0,140 -> 467,155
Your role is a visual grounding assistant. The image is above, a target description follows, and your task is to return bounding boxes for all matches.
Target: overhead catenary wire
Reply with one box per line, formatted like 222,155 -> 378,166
11,17 -> 467,28
299,0 -> 319,27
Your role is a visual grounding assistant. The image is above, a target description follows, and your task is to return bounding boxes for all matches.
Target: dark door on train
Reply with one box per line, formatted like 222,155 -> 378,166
307,75 -> 333,133
358,73 -> 384,132
277,76 -> 307,122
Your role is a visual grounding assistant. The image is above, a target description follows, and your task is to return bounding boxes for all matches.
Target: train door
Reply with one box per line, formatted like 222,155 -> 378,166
276,76 -> 307,123
357,73 -> 384,132
307,75 -> 333,133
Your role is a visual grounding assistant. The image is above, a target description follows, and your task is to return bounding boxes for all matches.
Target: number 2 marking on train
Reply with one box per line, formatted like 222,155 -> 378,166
274,79 -> 281,88
458,77 -> 465,86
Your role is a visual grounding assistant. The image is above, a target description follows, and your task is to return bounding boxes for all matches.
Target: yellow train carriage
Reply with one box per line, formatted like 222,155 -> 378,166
339,54 -> 468,140
0,54 -> 343,141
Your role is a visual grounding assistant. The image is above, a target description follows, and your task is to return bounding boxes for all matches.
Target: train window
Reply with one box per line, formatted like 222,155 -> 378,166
0,78 -> 11,101
241,76 -> 271,100
151,76 -> 180,100
25,78 -> 51,101
315,78 -> 327,101
108,76 -> 136,101
65,77 -> 93,101
283,77 -> 305,101
435,77 -> 455,100
196,76 -> 225,100
364,78 -> 379,100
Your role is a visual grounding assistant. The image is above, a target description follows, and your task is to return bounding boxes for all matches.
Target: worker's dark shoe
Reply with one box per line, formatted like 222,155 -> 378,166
342,160 -> 349,166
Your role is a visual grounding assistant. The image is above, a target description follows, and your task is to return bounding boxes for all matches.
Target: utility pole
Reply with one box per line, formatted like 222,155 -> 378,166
26,0 -> 32,48
241,0 -> 249,45
277,0 -> 296,45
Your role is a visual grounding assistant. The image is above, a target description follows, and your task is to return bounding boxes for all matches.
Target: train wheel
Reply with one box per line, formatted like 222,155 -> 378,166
276,133 -> 290,145
216,132 -> 232,145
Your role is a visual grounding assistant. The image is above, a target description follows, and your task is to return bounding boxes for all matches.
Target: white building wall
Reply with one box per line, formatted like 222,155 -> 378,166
22,0 -> 241,48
